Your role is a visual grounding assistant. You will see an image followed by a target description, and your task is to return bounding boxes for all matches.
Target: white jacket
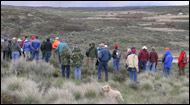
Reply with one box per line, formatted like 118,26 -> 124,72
126,54 -> 139,70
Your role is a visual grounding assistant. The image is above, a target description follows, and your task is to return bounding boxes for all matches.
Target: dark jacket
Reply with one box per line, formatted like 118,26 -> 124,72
11,42 -> 21,53
43,39 -> 52,52
138,49 -> 149,61
88,46 -> 98,58
98,48 -> 111,62
1,41 -> 9,51
112,49 -> 121,59
149,51 -> 158,63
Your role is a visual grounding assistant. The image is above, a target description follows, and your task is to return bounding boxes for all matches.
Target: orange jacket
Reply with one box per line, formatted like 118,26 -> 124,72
52,40 -> 60,49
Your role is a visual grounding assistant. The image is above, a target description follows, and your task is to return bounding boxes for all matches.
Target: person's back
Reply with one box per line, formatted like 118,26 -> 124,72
71,48 -> 84,67
11,42 -> 21,52
126,53 -> 138,69
31,38 -> 41,51
149,51 -> 158,63
138,49 -> 149,61
23,39 -> 30,52
178,51 -> 187,67
89,45 -> 98,58
57,41 -> 69,53
164,51 -> 173,68
98,48 -> 111,62
44,40 -> 52,52
52,39 -> 60,49
1,40 -> 9,51
60,46 -> 70,66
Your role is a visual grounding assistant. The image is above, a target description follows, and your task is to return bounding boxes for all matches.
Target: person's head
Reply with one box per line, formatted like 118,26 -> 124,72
35,36 -> 38,39
104,45 -> 108,49
99,43 -> 104,49
142,46 -> 147,50
181,49 -> 185,53
131,46 -> 135,50
25,36 -> 28,39
47,38 -> 50,42
132,49 -> 136,54
97,47 -> 100,51
165,48 -> 170,51
17,38 -> 22,42
4,37 -> 7,41
55,37 -> 59,40
114,45 -> 118,49
89,43 -> 91,47
62,38 -> 66,42
31,36 -> 35,40
91,43 -> 95,47
12,37 -> 17,42
127,48 -> 131,53
152,46 -> 155,51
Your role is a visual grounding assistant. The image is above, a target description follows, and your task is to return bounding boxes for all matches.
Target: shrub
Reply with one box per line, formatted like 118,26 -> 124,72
112,73 -> 125,83
1,57 -> 9,68
140,80 -> 153,91
49,57 -> 59,68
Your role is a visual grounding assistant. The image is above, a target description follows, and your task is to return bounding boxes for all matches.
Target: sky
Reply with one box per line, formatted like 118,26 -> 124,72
1,1 -> 189,7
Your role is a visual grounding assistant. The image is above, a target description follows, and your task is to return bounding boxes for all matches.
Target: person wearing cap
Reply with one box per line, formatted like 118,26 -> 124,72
11,37 -> 21,61
1,37 -> 9,61
30,36 -> 41,61
43,38 -> 52,63
88,43 -> 98,70
56,38 -> 69,64
127,46 -> 136,57
112,45 -> 121,73
126,49 -> 139,83
161,47 -> 170,63
138,46 -> 149,72
178,49 -> 187,76
147,47 -> 158,72
98,43 -> 111,82
17,38 -> 22,47
52,37 -> 60,58
163,50 -> 173,76
22,38 -> 31,61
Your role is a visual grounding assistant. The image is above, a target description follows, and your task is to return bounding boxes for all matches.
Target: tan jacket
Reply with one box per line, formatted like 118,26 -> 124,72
126,54 -> 139,70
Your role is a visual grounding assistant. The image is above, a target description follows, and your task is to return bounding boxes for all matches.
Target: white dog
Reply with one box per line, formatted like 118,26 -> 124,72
102,85 -> 124,102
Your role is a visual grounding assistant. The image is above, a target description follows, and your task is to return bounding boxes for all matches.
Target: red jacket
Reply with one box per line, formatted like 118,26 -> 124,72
149,51 -> 158,63
178,52 -> 187,66
21,39 -> 25,48
138,50 -> 149,61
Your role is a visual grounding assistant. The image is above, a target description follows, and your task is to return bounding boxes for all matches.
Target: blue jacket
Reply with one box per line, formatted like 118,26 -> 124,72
22,40 -> 30,52
98,48 -> 111,62
30,39 -> 41,51
56,42 -> 69,53
164,51 -> 173,68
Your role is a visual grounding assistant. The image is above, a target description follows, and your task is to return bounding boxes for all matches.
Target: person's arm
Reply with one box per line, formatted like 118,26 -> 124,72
30,42 -> 35,51
164,56 -> 169,64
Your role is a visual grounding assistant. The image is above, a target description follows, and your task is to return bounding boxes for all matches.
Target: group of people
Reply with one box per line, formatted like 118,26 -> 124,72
1,36 -> 188,82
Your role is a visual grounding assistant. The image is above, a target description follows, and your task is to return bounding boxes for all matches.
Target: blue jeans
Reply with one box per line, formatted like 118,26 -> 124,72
98,61 -> 108,81
61,65 -> 70,78
42,52 -> 45,60
163,67 -> 170,76
148,62 -> 156,72
138,61 -> 147,72
74,66 -> 81,80
12,51 -> 20,61
113,59 -> 120,72
3,51 -> 9,61
45,51 -> 51,63
31,50 -> 39,61
130,68 -> 137,82
58,52 -> 61,64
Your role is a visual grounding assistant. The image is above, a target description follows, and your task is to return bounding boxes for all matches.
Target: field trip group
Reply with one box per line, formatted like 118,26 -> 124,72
1,36 -> 188,82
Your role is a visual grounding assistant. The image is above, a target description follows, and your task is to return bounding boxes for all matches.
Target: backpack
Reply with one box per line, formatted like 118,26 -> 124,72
182,54 -> 187,64
116,50 -> 121,59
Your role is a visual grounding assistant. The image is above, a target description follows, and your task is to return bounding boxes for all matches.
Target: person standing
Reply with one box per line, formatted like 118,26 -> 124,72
60,46 -> 71,78
98,43 -> 111,82
22,38 -> 31,61
163,50 -> 173,76
21,36 -> 28,58
148,47 -> 158,72
56,38 -> 69,64
30,36 -> 41,61
1,37 -> 9,61
71,47 -> 84,80
126,49 -> 139,83
11,37 -> 21,61
138,46 -> 149,72
88,43 -> 98,70
43,38 -> 52,63
178,49 -> 188,76
52,37 -> 60,58
40,40 -> 46,60
112,45 -> 121,73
